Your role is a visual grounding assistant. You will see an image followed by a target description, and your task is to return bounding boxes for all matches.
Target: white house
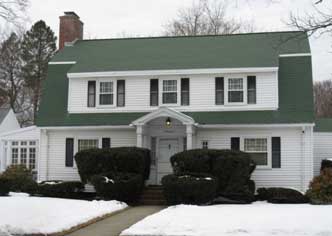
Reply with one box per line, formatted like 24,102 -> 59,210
29,12 -> 320,192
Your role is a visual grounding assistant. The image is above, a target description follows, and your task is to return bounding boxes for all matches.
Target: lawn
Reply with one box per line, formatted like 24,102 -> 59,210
0,192 -> 127,235
121,202 -> 332,236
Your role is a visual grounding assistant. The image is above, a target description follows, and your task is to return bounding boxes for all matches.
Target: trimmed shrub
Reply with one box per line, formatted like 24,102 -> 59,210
38,181 -> 84,198
1,165 -> 38,194
321,159 -> 332,172
75,147 -> 151,183
91,172 -> 143,203
306,168 -> 332,204
170,149 -> 256,203
257,187 -> 308,204
0,177 -> 10,196
162,173 -> 218,205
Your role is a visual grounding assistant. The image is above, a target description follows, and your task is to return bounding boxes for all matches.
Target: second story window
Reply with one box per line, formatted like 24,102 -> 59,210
228,78 -> 244,103
99,81 -> 114,105
163,80 -> 177,104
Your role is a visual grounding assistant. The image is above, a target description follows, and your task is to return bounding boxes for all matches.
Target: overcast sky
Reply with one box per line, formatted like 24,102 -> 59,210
23,0 -> 332,81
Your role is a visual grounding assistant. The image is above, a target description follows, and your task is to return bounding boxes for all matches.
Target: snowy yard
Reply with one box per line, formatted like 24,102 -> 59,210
122,202 -> 332,236
0,192 -> 127,236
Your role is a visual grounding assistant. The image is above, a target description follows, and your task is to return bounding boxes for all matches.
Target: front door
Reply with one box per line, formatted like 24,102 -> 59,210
157,138 -> 179,184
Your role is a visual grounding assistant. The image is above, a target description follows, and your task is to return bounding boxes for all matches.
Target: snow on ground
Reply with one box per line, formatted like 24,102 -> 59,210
122,202 -> 332,236
0,194 -> 127,236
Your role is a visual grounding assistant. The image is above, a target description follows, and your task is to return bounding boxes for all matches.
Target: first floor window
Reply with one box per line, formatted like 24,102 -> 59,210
29,148 -> 36,170
11,148 -> 18,165
78,139 -> 99,152
244,138 -> 268,166
202,140 -> 209,149
228,78 -> 244,103
20,148 -> 27,165
10,141 -> 37,170
99,81 -> 114,105
163,80 -> 177,104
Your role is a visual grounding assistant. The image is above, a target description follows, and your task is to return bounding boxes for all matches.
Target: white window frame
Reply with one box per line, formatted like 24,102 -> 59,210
225,77 -> 247,105
8,140 -> 38,171
160,78 -> 181,106
73,137 -> 101,168
96,79 -> 117,108
240,136 -> 271,169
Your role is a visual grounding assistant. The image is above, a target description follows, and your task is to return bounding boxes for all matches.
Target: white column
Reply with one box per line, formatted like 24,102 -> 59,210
186,124 -> 193,150
136,125 -> 143,147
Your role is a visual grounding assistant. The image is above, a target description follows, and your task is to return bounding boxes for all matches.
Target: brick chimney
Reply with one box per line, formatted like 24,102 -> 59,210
59,12 -> 83,50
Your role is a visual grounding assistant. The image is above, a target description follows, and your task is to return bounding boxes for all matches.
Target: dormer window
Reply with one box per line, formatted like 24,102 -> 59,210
99,81 -> 114,105
162,80 -> 177,104
228,78 -> 244,103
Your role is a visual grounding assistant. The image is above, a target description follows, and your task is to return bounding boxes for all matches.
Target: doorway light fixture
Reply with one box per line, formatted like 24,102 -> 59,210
165,117 -> 172,128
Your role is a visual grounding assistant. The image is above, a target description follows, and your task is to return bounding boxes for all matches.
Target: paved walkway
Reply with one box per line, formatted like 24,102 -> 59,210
68,205 -> 164,236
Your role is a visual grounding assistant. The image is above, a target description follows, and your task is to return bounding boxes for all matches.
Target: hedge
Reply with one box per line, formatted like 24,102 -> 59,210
306,168 -> 332,204
321,159 -> 332,172
162,173 -> 218,205
75,147 -> 151,183
38,181 -> 85,198
0,177 -> 10,196
91,172 -> 143,203
257,187 -> 308,204
170,149 -> 256,202
1,165 -> 38,194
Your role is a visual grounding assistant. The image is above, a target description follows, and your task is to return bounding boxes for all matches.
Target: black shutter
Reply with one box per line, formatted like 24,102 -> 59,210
181,78 -> 190,106
87,81 -> 96,107
247,76 -> 256,104
65,138 -> 74,167
231,137 -> 240,151
102,138 -> 111,148
117,80 -> 125,107
272,137 -> 281,168
215,77 -> 224,105
150,79 -> 159,106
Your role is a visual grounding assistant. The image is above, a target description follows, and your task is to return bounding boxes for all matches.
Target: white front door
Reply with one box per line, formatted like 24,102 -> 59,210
157,138 -> 179,184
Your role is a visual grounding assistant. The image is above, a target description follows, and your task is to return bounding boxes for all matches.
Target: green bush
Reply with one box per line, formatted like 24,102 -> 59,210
0,177 -> 10,196
257,187 -> 308,203
91,172 -> 143,203
321,159 -> 332,172
162,173 -> 218,205
1,165 -> 38,194
38,181 -> 85,198
75,147 -> 151,183
170,149 -> 256,203
306,168 -> 332,204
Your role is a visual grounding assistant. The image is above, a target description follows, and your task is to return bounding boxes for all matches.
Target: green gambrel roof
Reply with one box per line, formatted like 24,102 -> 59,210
51,31 -> 310,73
314,119 -> 332,132
36,31 -> 314,127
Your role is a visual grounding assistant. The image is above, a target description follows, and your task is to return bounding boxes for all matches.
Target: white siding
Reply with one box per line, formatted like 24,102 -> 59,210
68,72 -> 278,113
0,109 -> 20,134
39,129 -> 136,182
313,132 -> 332,176
195,126 -> 313,191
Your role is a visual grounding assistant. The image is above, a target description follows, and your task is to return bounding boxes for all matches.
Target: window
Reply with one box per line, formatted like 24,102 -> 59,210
29,148 -> 36,170
78,139 -> 99,152
247,76 -> 256,104
87,81 -> 96,107
215,77 -> 224,105
21,148 -> 27,165
181,78 -> 190,106
202,141 -> 209,149
244,138 -> 268,166
99,82 -> 114,105
150,79 -> 159,106
11,148 -> 18,165
228,78 -> 244,103
117,80 -> 125,107
162,80 -> 177,104
150,137 -> 157,166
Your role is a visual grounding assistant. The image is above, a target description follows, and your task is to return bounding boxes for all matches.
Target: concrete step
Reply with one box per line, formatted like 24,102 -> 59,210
140,199 -> 167,205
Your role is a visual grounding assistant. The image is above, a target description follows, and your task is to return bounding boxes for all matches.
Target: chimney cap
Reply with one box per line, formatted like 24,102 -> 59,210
64,11 -> 80,18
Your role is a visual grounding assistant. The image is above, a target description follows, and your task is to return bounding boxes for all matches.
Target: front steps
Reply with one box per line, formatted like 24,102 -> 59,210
140,185 -> 166,205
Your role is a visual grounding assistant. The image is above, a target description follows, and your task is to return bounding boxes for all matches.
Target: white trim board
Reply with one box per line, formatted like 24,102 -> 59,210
199,123 -> 315,129
49,61 -> 77,65
39,125 -> 134,130
279,53 -> 311,58
67,67 -> 279,78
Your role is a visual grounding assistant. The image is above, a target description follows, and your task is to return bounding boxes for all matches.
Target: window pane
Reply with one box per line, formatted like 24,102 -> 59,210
216,91 -> 224,105
244,138 -> 267,152
29,141 -> 36,146
78,139 -> 99,152
248,90 -> 256,104
100,94 -> 113,105
163,93 -> 177,104
100,82 -> 113,93
21,148 -> 27,165
163,80 -> 177,92
228,91 -> 243,103
249,153 -> 268,165
151,92 -> 158,106
202,141 -> 209,149
228,78 -> 243,90
29,148 -> 36,170
181,92 -> 189,106
12,148 -> 18,165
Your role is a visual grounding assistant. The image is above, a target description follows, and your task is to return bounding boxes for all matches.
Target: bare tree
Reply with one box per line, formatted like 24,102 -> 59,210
314,80 -> 332,118
164,0 -> 255,36
289,0 -> 332,36
0,0 -> 28,24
